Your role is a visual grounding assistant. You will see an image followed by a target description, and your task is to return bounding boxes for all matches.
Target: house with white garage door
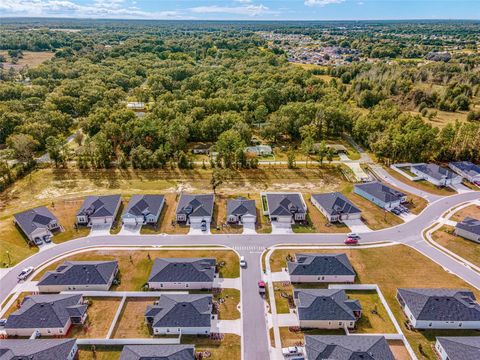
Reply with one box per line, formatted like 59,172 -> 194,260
14,206 -> 61,244
76,194 -> 121,227
354,181 -> 406,210
435,336 -> 480,360
411,163 -> 463,187
455,217 -> 480,243
175,194 -> 214,227
262,192 -> 307,224
122,194 -> 165,226
311,192 -> 361,223
227,197 -> 256,225
288,253 -> 356,283
449,161 -> 480,185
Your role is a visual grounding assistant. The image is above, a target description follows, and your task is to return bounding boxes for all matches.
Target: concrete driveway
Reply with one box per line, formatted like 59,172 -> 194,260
211,319 -> 242,336
270,271 -> 290,282
88,224 -> 112,236
243,222 -> 257,234
450,183 -> 473,193
277,313 -> 299,327
119,224 -> 142,235
343,219 -> 371,233
214,277 -> 241,290
271,222 -> 293,234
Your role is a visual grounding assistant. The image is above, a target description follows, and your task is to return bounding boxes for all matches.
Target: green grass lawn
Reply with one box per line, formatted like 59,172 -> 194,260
385,168 -> 456,196
432,225 -> 480,267
78,346 -> 122,360
215,288 -> 241,320
183,334 -> 241,360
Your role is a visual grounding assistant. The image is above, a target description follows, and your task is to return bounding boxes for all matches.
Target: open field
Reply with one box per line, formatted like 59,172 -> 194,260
78,346 -> 121,360
410,108 -> 468,129
0,51 -> 54,69
33,249 -> 240,288
268,245 -> 480,359
215,288 -> 241,320
451,204 -> 480,222
112,298 -> 155,338
385,168 -> 457,196
432,225 -> 480,267
183,334 -> 241,360
69,297 -> 121,338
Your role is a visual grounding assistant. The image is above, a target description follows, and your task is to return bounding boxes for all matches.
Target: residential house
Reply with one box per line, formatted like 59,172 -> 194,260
37,260 -> 118,292
304,335 -> 395,360
175,194 -> 214,226
145,294 -> 213,335
120,345 -> 195,360
5,294 -> 87,337
354,182 -> 406,210
326,144 -> 348,154
397,288 -> 480,329
76,195 -> 122,227
287,253 -> 356,283
449,161 -> 480,185
191,143 -> 211,155
311,192 -> 361,223
122,194 -> 165,226
245,145 -> 272,157
13,207 -> 60,243
127,102 -> 145,110
147,258 -> 216,290
411,163 -> 463,187
294,289 -> 361,329
435,337 -> 480,360
455,217 -> 480,243
263,192 -> 307,223
226,197 -> 256,225
0,339 -> 78,360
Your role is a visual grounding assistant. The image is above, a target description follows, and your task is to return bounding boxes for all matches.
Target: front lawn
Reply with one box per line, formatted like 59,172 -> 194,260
183,334 -> 241,360
214,288 -> 240,320
432,225 -> 480,267
385,168 -> 456,196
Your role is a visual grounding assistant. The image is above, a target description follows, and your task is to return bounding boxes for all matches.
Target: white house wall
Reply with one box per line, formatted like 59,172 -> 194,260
289,274 -> 355,283
454,227 -> 480,243
148,281 -> 213,290
299,319 -> 355,329
153,326 -> 211,335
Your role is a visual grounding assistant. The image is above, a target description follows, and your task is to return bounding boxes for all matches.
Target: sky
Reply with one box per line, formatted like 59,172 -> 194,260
0,0 -> 479,21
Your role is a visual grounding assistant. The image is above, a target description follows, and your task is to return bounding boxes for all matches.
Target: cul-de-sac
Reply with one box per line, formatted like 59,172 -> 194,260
1,15 -> 480,360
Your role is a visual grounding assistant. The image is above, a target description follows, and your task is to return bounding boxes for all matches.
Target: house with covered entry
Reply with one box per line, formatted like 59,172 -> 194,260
397,288 -> 480,329
287,253 -> 356,283
294,289 -> 361,329
120,345 -> 196,360
0,339 -> 78,360
311,192 -> 361,223
411,163 -> 463,187
455,217 -> 480,243
122,194 -> 165,226
145,294 -> 213,335
37,260 -> 118,292
227,197 -> 256,225
449,161 -> 480,185
13,206 -> 61,244
175,194 -> 214,227
147,258 -> 216,290
5,294 -> 87,337
263,192 -> 307,224
76,194 -> 122,227
435,336 -> 480,360
354,181 -> 406,210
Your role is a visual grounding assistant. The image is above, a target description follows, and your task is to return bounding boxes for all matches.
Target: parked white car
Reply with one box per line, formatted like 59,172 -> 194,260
240,256 -> 247,268
282,346 -> 303,358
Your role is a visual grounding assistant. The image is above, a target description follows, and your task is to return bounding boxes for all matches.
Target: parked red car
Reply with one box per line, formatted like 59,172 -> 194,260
344,237 -> 359,245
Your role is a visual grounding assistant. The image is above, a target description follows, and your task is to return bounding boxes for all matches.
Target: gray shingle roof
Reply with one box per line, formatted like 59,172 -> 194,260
176,194 -> 214,218
305,335 -> 395,360
412,163 -> 460,181
436,337 -> 480,360
5,294 -> 85,329
295,289 -> 361,321
398,288 -> 480,321
145,294 -> 212,328
450,161 -> 480,178
77,194 -> 121,218
227,197 -> 256,217
456,217 -> 480,236
355,181 -> 405,203
288,253 -> 355,277
120,345 -> 195,360
0,339 -> 77,360
13,207 -> 58,237
123,195 -> 165,219
312,192 -> 361,216
38,261 -> 118,287
266,193 -> 305,216
148,258 -> 216,283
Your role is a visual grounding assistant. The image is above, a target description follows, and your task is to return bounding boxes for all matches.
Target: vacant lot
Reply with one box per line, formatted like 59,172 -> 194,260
451,204 -> 480,222
78,346 -> 121,360
113,298 -> 154,338
0,51 -> 54,69
268,245 -> 480,359
432,225 -> 480,267
183,334 -> 240,360
385,168 -> 456,196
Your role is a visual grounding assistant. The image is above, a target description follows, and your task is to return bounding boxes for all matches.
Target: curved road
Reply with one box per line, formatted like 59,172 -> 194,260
1,191 -> 479,360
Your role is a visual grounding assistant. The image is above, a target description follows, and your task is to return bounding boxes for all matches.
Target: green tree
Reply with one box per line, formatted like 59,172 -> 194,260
6,133 -> 38,163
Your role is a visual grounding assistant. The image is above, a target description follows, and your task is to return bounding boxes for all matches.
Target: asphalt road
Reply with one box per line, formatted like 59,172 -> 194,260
1,190 -> 479,359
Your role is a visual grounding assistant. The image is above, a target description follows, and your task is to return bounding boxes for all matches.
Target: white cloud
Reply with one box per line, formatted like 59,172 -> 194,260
304,0 -> 346,6
233,0 -> 253,3
190,4 -> 272,16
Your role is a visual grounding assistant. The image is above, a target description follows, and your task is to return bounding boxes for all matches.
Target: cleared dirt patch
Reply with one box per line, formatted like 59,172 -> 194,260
113,298 -> 154,338
0,51 -> 54,69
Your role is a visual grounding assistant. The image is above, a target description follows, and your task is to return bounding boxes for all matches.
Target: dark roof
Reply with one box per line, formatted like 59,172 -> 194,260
265,193 -> 306,216
456,217 -> 480,236
0,339 -> 77,360
123,195 -> 165,219
227,197 -> 256,217
288,253 -> 355,277
398,288 -> 480,321
305,335 -> 395,360
38,261 -> 118,287
450,161 -> 480,177
355,182 -> 405,203
6,294 -> 85,329
77,195 -> 121,218
148,258 -> 216,283
120,345 -> 195,360
176,194 -> 214,218
295,289 -> 361,321
436,337 -> 480,360
13,207 -> 58,237
146,294 -> 212,328
311,193 -> 361,216
412,163 -> 460,181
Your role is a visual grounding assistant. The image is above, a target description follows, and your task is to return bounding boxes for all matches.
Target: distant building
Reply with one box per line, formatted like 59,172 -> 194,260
0,339 -> 78,360
435,336 -> 480,360
191,143 -> 211,155
122,194 -> 165,226
227,197 -> 257,225
175,194 -> 214,227
263,192 -> 307,223
127,102 -> 145,110
120,345 -> 195,360
311,192 -> 361,223
288,253 -> 356,283
245,145 -> 273,157
354,181 -> 406,210
455,217 -> 480,243
76,195 -> 122,227
326,144 -> 348,154
449,161 -> 480,185
411,163 -> 463,187
13,206 -> 60,243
